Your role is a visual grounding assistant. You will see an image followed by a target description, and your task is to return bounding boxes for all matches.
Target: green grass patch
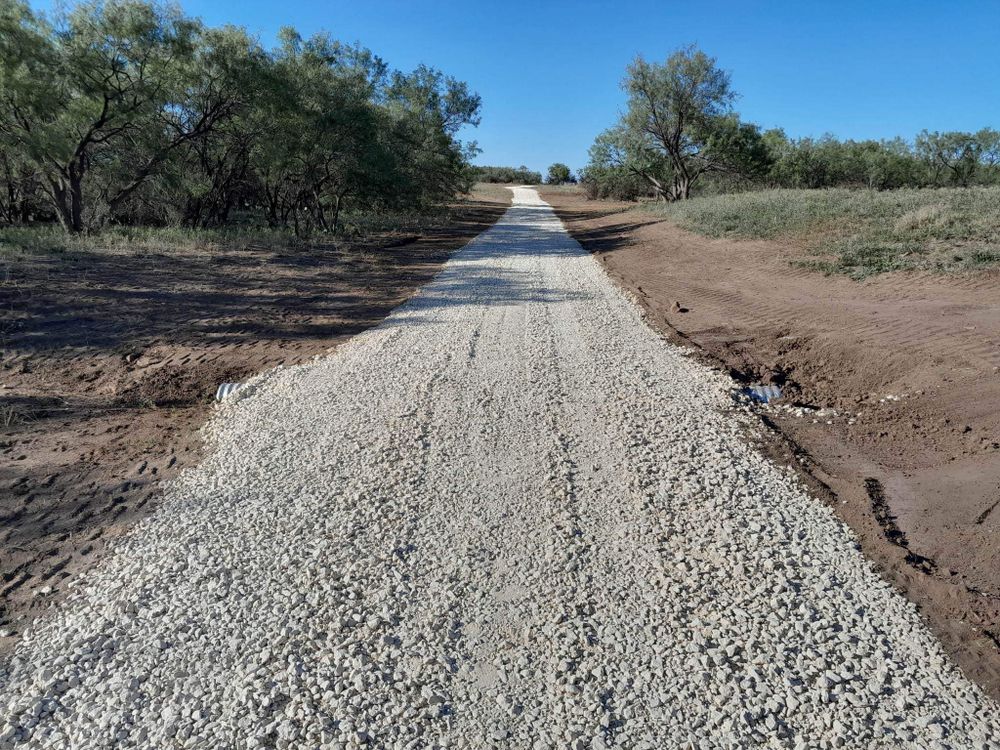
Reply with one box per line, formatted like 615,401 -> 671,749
641,187 -> 1000,278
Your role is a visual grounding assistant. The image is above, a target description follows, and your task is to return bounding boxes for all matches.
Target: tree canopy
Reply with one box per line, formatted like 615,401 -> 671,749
545,163 -> 574,184
600,46 -> 771,201
0,0 -> 481,234
581,45 -> 1000,201
470,165 -> 542,184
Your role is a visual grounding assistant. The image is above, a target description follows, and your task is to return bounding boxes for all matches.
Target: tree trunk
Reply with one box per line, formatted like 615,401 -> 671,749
331,193 -> 346,235
49,167 -> 86,233
2,182 -> 14,225
48,178 -> 74,232
183,198 -> 203,228
265,186 -> 281,227
218,196 -> 234,225
312,191 -> 329,232
17,186 -> 32,224
639,172 -> 667,203
68,171 -> 84,232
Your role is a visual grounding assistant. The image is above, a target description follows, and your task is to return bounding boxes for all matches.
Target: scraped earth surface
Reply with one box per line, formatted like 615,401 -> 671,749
2,188 -> 999,748
541,187 -> 1000,700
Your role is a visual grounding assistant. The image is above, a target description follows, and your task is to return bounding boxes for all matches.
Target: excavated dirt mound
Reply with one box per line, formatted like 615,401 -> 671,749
0,190 -> 509,645
542,187 -> 1000,700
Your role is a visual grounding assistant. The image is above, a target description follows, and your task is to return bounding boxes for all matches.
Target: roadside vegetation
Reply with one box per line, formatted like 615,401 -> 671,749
546,163 -> 576,185
580,44 -> 1000,276
0,182 -> 509,260
470,165 -> 542,184
646,187 -> 1000,278
0,0 -> 481,239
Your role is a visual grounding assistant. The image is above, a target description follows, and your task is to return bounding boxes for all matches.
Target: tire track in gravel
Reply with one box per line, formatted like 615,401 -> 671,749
0,188 -> 999,749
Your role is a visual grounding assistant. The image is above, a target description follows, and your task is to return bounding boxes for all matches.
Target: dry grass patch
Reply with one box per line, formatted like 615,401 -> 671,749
642,187 -> 1000,278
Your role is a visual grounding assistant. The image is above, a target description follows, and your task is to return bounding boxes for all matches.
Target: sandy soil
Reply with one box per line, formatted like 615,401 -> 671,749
541,186 -> 1000,700
0,186 -> 510,646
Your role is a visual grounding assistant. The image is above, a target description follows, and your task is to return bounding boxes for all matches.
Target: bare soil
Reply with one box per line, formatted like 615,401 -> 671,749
542,187 -> 1000,700
0,187 -> 509,645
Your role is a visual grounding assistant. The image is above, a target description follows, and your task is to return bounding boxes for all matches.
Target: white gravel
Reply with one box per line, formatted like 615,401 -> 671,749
3,187 -> 999,749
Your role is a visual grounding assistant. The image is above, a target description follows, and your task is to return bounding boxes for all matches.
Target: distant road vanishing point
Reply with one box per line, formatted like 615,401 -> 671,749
2,188 -> 998,749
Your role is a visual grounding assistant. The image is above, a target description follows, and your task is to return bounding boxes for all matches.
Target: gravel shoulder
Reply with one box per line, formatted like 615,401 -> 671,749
1,188 -> 998,748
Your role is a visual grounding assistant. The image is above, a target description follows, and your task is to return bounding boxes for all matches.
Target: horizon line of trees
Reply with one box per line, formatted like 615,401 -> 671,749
581,45 -> 1000,201
0,0 -> 482,235
470,165 -> 543,184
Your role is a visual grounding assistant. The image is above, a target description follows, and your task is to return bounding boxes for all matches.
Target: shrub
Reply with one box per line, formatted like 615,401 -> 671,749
470,166 -> 542,184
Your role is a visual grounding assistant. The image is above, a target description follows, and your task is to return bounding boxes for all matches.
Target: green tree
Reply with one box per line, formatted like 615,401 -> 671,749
0,142 -> 44,224
546,163 -> 573,184
471,165 -> 542,184
583,125 -> 669,198
623,45 -> 739,200
0,0 -> 482,234
975,128 -> 1000,184
587,45 -> 771,201
701,115 -> 772,183
916,130 -> 982,187
116,24 -> 264,227
0,1 -> 223,231
385,64 -> 482,209
251,30 -> 388,235
582,46 -> 769,201
578,155 -> 648,201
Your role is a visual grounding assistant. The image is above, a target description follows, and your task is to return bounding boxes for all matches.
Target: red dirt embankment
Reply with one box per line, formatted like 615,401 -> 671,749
0,188 -> 509,645
543,187 -> 1000,701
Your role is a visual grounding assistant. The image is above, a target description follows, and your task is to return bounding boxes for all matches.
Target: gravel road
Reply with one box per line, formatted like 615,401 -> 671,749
3,188 -> 999,749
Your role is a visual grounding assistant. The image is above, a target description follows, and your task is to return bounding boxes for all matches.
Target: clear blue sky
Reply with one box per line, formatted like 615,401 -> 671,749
31,0 -> 1000,175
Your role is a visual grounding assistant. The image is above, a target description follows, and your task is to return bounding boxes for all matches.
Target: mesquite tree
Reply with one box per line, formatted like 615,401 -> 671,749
0,1 -> 481,234
583,45 -> 770,202
0,2 -> 221,231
